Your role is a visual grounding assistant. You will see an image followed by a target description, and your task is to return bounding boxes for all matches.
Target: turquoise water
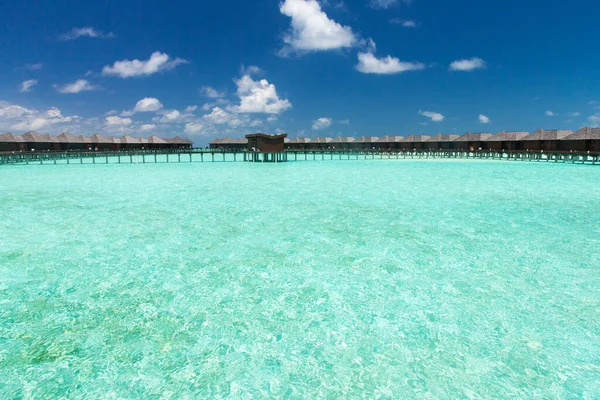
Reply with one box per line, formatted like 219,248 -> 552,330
0,160 -> 599,398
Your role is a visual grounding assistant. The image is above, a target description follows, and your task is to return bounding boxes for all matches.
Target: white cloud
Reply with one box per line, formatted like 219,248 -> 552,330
105,116 -> 132,126
241,65 -> 262,75
184,105 -> 198,113
588,114 -> 600,127
370,0 -> 397,9
545,110 -> 556,117
229,74 -> 292,114
279,0 -> 356,52
203,107 -> 231,124
356,52 -> 425,74
479,114 -> 490,124
312,117 -> 332,130
153,109 -> 181,123
420,110 -> 444,122
0,101 -> 79,131
102,51 -> 188,78
449,57 -> 485,71
201,86 -> 226,98
24,63 -> 43,71
55,79 -> 95,94
395,19 -> 417,27
267,115 -> 278,122
105,110 -> 118,116
140,124 -> 156,131
340,119 -> 350,124
567,112 -> 580,117
59,27 -> 115,41
185,122 -> 204,134
20,79 -> 38,93
135,97 -> 164,112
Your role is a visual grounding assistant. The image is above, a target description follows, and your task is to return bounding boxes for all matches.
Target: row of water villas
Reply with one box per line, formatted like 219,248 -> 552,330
210,128 -> 600,153
0,132 -> 193,152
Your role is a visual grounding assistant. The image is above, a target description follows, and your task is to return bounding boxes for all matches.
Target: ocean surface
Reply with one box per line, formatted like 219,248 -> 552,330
0,159 -> 599,398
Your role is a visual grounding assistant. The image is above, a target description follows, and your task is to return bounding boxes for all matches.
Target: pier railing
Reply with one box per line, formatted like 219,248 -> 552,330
1,149 -> 598,165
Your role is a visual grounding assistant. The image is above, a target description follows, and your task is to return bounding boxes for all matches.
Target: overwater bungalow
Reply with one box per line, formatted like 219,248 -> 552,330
375,136 -> 404,149
307,137 -> 332,150
400,135 -> 431,150
330,136 -> 355,150
90,134 -> 113,151
148,136 -> 168,149
170,136 -> 193,149
521,129 -> 573,151
453,132 -> 493,150
21,131 -> 54,151
560,127 -> 600,152
209,137 -> 247,150
484,131 -> 529,151
286,138 -> 310,150
353,136 -> 380,150
120,135 -> 141,150
57,132 -> 86,151
0,133 -> 26,152
427,134 -> 460,150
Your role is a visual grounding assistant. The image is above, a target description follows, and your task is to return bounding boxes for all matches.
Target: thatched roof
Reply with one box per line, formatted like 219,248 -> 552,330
401,135 -> 431,142
354,136 -> 380,143
485,131 -> 529,141
522,129 -> 573,141
120,135 -> 140,144
454,132 -> 493,142
427,134 -> 460,142
288,137 -> 311,144
331,136 -> 355,143
138,137 -> 149,144
0,133 -> 25,142
309,137 -> 332,144
170,136 -> 193,144
148,136 -> 167,144
210,137 -> 247,144
90,134 -> 112,143
21,131 -> 52,142
564,127 -> 600,141
57,132 -> 80,143
376,136 -> 404,143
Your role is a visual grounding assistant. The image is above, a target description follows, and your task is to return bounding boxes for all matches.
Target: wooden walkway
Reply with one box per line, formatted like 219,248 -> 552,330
1,149 -> 598,166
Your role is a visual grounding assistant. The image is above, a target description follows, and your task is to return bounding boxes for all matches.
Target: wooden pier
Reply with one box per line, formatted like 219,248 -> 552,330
0,149 -> 598,166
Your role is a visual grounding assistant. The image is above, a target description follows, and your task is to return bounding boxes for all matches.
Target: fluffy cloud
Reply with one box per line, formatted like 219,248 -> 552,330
449,57 -> 485,71
105,116 -> 132,126
567,112 -> 581,117
185,122 -> 204,134
312,117 -> 332,130
184,105 -> 198,113
420,110 -> 444,122
203,107 -> 231,124
479,114 -> 490,124
0,101 -> 80,131
55,79 -> 95,94
201,86 -> 226,98
20,79 -> 38,93
545,110 -> 556,117
59,27 -> 115,41
267,115 -> 278,122
153,109 -> 181,123
229,74 -> 292,114
102,51 -> 188,78
135,97 -> 164,112
140,124 -> 156,131
356,52 -> 425,74
279,0 -> 356,52
588,114 -> 600,127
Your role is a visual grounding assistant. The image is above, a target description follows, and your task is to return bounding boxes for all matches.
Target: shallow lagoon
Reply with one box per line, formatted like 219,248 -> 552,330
1,160 -> 599,398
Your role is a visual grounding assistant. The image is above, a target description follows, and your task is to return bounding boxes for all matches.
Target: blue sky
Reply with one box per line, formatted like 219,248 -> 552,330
1,0 -> 600,145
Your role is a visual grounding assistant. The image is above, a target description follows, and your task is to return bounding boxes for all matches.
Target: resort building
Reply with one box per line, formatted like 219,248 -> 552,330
427,134 -> 460,150
453,132 -> 493,151
0,132 -> 192,152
